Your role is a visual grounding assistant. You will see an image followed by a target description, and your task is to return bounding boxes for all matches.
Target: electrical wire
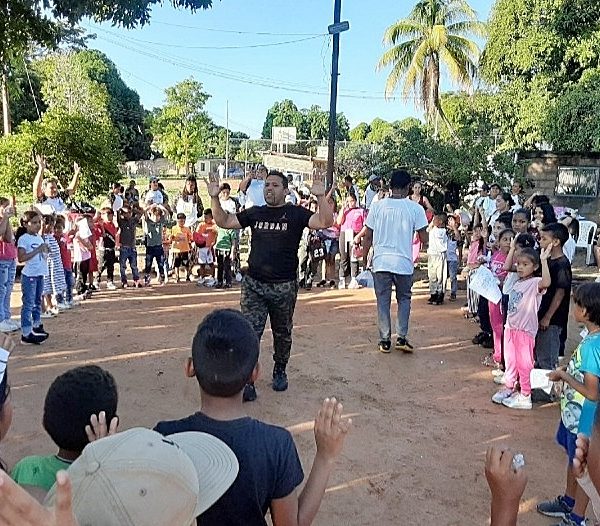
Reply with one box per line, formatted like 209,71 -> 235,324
150,20 -> 324,37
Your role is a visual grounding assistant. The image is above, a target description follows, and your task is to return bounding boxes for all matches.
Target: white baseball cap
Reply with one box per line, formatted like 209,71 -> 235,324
45,428 -> 239,526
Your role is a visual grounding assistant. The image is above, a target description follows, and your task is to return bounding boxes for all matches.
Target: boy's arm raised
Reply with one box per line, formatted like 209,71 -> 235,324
270,398 -> 351,526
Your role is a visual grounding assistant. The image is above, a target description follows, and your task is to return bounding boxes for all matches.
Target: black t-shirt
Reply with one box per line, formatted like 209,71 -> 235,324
154,413 -> 304,526
538,255 -> 572,327
237,204 -> 313,283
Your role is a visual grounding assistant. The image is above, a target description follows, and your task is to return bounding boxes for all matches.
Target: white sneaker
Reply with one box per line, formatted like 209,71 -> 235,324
50,306 -> 60,316
491,388 -> 513,404
106,281 -> 117,290
7,319 -> 20,331
502,393 -> 532,410
57,302 -> 71,311
348,278 -> 361,289
491,368 -> 504,377
0,320 -> 15,333
235,272 -> 243,282
196,277 -> 206,286
41,310 -> 56,319
493,373 -> 506,385
204,277 -> 217,287
338,278 -> 346,290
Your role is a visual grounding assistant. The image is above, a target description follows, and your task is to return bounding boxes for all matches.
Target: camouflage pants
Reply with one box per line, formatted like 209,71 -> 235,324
240,275 -> 298,366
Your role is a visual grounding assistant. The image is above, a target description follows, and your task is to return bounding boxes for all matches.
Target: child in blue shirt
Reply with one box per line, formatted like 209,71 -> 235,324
537,282 -> 600,525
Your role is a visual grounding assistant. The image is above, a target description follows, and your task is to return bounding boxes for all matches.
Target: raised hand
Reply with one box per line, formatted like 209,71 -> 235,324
310,171 -> 327,197
35,154 -> 47,171
0,470 -> 79,526
85,411 -> 119,442
314,397 -> 352,460
204,173 -> 221,198
540,245 -> 552,261
73,162 -> 80,176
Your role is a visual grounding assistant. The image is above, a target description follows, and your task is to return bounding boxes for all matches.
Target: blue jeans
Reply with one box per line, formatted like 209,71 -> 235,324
0,260 -> 16,322
373,271 -> 413,342
447,260 -> 458,296
119,246 -> 139,283
63,269 -> 73,303
144,245 -> 165,279
21,275 -> 44,336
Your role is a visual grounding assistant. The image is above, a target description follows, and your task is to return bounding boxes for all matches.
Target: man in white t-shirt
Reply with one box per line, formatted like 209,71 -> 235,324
239,165 -> 267,209
364,174 -> 381,210
33,155 -> 81,215
363,169 -> 428,353
144,177 -> 165,207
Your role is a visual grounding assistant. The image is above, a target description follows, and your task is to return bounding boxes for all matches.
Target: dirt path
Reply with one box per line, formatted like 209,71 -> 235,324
4,279 -> 572,525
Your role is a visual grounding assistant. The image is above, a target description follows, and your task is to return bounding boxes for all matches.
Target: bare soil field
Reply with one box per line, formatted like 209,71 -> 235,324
4,276 -> 579,525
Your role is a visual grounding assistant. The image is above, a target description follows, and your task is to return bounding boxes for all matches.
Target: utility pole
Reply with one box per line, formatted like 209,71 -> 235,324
326,0 -> 349,189
1,65 -> 11,135
225,100 -> 230,178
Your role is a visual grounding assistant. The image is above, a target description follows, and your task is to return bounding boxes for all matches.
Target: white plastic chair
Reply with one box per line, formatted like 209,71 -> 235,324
576,220 -> 598,265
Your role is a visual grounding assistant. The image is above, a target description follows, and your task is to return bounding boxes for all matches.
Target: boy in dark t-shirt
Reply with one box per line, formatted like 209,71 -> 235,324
154,309 -> 351,526
536,223 -> 572,370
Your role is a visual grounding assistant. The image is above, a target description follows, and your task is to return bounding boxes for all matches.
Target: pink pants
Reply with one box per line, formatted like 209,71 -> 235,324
489,300 -> 504,364
503,328 -> 535,396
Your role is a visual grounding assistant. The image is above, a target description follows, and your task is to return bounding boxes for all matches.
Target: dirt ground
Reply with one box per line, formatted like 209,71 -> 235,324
3,273 -> 585,525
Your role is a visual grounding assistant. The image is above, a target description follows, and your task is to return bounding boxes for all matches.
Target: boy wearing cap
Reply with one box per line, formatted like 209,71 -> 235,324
154,309 -> 351,526
11,365 -> 118,491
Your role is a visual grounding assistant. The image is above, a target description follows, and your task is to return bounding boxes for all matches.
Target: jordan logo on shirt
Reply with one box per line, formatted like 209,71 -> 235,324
254,221 -> 288,232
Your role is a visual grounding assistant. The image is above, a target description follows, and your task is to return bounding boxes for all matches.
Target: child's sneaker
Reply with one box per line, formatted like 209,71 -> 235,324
7,319 -> 20,331
106,281 -> 117,290
56,302 -> 71,311
491,388 -> 513,404
395,337 -> 414,353
449,293 -> 457,302
537,496 -> 573,518
502,392 -> 532,410
378,340 -> 391,353
122,281 -> 129,288
493,373 -> 506,385
348,278 -> 360,289
41,310 -> 56,319
0,320 -> 15,333
272,364 -> 288,392
196,277 -> 206,286
21,333 -> 46,345
144,275 -> 151,286
134,280 -> 143,288
338,278 -> 346,290
32,325 -> 49,338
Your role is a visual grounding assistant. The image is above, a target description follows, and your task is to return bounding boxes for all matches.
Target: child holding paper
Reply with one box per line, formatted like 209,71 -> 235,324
492,246 -> 552,410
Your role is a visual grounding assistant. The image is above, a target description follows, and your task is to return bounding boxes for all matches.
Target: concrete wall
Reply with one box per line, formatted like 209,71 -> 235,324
523,153 -> 600,219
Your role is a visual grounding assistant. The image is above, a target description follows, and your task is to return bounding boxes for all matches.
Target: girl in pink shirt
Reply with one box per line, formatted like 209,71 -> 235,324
488,229 -> 514,366
491,245 -> 552,410
336,193 -> 366,289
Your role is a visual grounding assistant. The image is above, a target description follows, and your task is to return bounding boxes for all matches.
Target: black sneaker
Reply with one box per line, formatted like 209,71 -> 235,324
243,383 -> 257,402
378,340 -> 391,353
472,332 -> 487,345
32,325 -> 49,338
449,293 -> 457,302
427,294 -> 436,304
434,294 -> 445,305
396,337 -> 414,353
481,334 -> 494,349
21,333 -> 46,345
272,364 -> 288,392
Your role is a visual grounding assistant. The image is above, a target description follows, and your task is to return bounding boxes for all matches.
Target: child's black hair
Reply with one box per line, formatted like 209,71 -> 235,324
512,208 -> 529,219
517,247 -> 540,267
43,366 -> 118,453
191,309 -> 259,397
541,222 -> 569,247
514,233 -> 536,249
568,218 -> 579,240
42,214 -> 56,227
204,208 -> 213,216
536,202 -> 557,225
498,228 -> 515,241
573,283 -> 600,327
496,211 -> 513,229
176,212 -> 186,220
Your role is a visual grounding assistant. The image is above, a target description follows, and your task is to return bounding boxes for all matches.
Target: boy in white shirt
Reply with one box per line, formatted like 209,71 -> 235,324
427,213 -> 448,305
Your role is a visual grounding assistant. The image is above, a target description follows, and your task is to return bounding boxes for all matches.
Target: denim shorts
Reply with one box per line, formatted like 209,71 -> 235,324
556,419 -> 578,463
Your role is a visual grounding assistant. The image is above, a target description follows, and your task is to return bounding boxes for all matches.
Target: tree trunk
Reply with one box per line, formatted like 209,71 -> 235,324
1,66 -> 11,135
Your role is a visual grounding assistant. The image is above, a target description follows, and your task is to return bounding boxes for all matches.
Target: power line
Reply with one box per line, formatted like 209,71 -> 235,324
89,24 -> 325,49
94,33 -> 409,101
150,20 -> 324,37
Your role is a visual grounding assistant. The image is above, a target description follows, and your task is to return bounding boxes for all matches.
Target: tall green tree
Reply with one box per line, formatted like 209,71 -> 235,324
377,0 -> 486,135
150,78 -> 213,175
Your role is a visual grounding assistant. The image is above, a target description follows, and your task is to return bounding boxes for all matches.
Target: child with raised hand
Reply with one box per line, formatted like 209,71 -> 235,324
536,282 -> 600,525
492,246 -> 552,410
11,365 -> 118,491
17,212 -> 49,345
154,308 -> 352,526
142,204 -> 167,286
487,229 -> 515,368
0,198 -> 17,334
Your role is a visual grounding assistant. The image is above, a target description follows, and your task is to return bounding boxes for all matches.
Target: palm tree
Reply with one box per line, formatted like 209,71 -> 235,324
377,0 -> 486,136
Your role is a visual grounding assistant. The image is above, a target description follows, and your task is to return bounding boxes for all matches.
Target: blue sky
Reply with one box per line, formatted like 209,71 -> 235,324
83,0 -> 495,137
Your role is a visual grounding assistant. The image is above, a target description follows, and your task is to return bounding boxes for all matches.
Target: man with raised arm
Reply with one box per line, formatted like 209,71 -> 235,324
206,169 -> 334,401
33,155 -> 81,214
